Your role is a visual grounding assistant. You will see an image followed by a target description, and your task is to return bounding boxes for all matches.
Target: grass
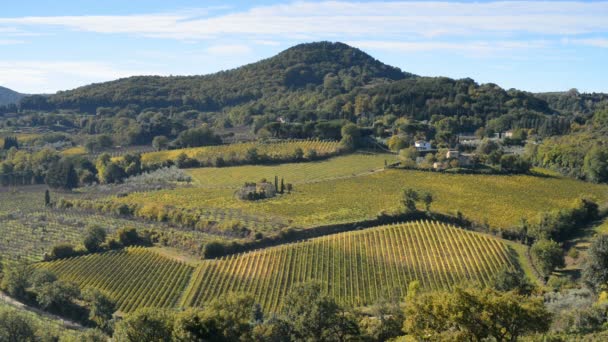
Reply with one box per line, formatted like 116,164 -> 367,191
110,168 -> 608,231
61,146 -> 86,156
187,153 -> 396,188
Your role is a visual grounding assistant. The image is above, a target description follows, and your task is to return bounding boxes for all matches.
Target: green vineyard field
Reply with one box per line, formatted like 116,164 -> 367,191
187,153 -> 396,188
182,221 -> 515,312
39,221 -> 516,313
38,248 -> 194,313
140,140 -> 342,166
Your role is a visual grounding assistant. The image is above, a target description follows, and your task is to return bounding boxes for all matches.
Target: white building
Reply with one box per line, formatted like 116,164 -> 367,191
414,140 -> 432,151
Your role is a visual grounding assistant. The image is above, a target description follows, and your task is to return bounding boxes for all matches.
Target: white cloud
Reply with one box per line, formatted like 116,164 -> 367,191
349,40 -> 552,56
0,61 -> 153,93
206,44 -> 252,55
0,39 -> 24,45
564,37 -> 608,48
0,1 -> 607,40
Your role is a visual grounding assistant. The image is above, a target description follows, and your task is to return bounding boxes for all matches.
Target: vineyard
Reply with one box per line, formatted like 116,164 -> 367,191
188,153 -> 395,188
105,168 -> 608,231
0,187 -> 236,260
38,221 -> 516,313
140,140 -> 342,166
38,248 -> 194,313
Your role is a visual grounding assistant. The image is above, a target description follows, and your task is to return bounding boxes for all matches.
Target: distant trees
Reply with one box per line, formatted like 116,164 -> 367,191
2,136 -> 18,150
174,125 -> 221,148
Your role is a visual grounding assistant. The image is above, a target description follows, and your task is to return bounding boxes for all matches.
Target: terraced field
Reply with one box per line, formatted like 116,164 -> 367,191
107,168 -> 608,230
38,248 -> 194,313
188,153 -> 396,188
39,222 -> 515,313
140,140 -> 342,166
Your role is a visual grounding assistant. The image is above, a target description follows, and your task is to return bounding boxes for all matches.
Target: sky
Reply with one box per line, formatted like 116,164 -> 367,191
1,0 -> 607,94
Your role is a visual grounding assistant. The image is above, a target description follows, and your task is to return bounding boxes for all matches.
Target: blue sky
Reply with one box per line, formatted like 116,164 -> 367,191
1,0 -> 607,94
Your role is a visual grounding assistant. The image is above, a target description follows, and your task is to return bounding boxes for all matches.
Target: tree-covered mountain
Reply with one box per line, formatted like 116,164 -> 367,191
14,41 -> 587,146
0,86 -> 25,106
23,42 -> 410,113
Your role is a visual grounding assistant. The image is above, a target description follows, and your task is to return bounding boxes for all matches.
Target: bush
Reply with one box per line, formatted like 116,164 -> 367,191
203,241 -> 226,259
49,243 -> 78,260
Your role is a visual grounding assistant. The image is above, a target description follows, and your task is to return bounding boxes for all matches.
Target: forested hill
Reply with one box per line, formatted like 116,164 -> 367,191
18,41 -> 565,132
22,42 -> 410,112
0,86 -> 25,106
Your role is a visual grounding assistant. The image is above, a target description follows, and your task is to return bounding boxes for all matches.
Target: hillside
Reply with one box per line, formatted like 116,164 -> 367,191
0,85 -> 25,106
17,42 -> 558,134
39,222 -> 516,313
25,42 -> 409,112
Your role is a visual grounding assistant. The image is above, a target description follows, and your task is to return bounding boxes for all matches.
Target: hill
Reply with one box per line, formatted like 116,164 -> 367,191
18,42 -> 558,134
25,42 -> 409,113
0,85 -> 25,106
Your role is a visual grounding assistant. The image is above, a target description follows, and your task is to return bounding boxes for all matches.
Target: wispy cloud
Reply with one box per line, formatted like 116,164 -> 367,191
206,44 -> 252,55
564,37 -> 608,48
0,39 -> 24,45
1,1 -> 607,40
348,40 -> 552,56
0,61 -> 152,93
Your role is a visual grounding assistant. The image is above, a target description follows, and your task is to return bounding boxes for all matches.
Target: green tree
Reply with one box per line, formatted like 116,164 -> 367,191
113,308 -> 174,342
34,280 -> 80,311
422,192 -> 433,212
583,234 -> 608,292
0,307 -> 36,342
83,288 -> 116,331
117,227 -> 139,246
48,243 -> 77,259
403,287 -> 551,341
387,135 -> 408,152
152,135 -> 169,151
83,225 -> 107,253
340,123 -> 361,150
531,239 -> 565,278
45,159 -> 79,190
402,188 -> 419,212
282,282 -> 360,341
583,145 -> 608,183
0,262 -> 31,298
44,189 -> 50,207
490,266 -> 533,294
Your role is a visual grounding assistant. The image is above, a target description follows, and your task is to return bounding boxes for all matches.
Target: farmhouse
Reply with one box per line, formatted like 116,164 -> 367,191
414,140 -> 432,151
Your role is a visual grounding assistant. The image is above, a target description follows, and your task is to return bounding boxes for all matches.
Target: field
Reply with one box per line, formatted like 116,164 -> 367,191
140,140 -> 342,166
108,168 -> 608,230
39,221 -> 515,313
188,153 -> 396,188
0,187 -> 235,261
38,247 -> 195,313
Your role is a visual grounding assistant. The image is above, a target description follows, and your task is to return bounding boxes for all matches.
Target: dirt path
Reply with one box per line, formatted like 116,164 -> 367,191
0,292 -> 85,331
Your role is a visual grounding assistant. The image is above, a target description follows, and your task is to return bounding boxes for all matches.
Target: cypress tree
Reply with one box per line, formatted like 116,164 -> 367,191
44,190 -> 50,207
280,178 -> 285,194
